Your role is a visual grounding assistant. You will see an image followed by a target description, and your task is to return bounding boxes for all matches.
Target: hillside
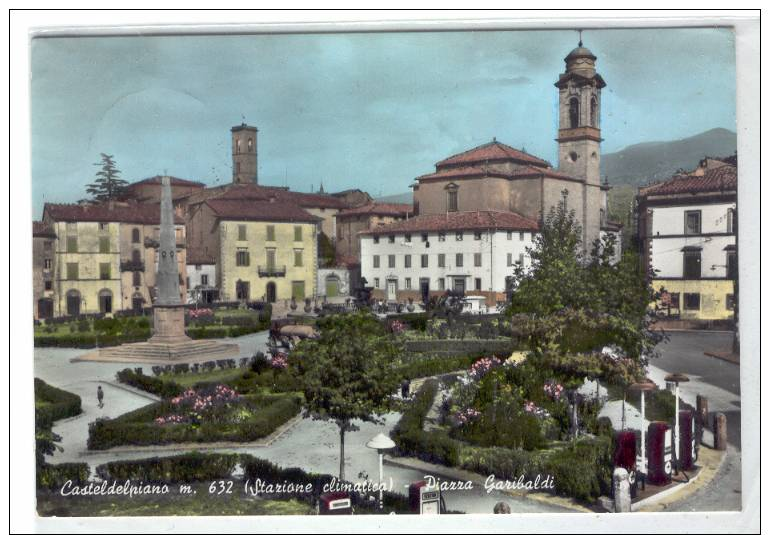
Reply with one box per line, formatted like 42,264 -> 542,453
601,128 -> 737,187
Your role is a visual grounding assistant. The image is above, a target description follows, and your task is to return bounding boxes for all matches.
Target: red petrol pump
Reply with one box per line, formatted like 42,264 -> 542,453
647,421 -> 673,485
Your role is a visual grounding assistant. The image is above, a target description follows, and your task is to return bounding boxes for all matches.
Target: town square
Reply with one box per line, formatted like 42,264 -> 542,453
10,11 -> 761,534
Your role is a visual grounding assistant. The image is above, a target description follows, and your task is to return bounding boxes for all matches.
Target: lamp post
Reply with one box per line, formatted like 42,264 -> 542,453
628,379 -> 657,479
664,373 -> 690,474
366,433 -> 396,510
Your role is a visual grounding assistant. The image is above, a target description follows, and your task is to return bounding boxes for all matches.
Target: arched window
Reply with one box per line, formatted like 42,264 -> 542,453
590,97 -> 598,127
236,139 -> 241,154
247,138 -> 253,151
569,98 -> 580,129
132,228 -> 141,243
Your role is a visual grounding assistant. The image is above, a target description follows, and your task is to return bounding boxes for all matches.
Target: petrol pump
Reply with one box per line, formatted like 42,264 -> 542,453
647,421 -> 673,486
409,480 -> 443,514
678,409 -> 698,470
318,492 -> 352,515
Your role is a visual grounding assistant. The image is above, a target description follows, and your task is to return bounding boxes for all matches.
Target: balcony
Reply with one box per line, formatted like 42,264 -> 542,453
258,265 -> 286,278
120,260 -> 145,272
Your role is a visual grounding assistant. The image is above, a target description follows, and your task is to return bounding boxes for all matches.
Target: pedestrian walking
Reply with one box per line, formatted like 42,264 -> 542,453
97,385 -> 104,409
401,378 -> 411,399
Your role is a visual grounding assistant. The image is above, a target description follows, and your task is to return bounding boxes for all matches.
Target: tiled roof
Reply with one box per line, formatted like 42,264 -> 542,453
43,202 -> 184,224
417,164 -> 579,182
436,140 -> 551,168
186,247 -> 216,265
32,220 -> 56,238
205,199 -> 322,223
337,202 -> 413,218
360,210 -> 539,235
190,184 -> 348,209
127,176 -> 205,188
639,165 -> 737,197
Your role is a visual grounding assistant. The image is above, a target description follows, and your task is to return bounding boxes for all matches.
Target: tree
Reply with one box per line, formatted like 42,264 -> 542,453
86,153 -> 128,201
288,312 -> 401,480
508,202 -> 663,363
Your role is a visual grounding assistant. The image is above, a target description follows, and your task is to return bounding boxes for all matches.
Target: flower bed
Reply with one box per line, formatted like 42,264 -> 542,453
87,388 -> 302,450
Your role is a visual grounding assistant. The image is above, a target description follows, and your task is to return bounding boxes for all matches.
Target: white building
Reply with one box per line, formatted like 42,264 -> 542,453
637,157 -> 737,320
186,249 -> 218,304
360,210 -> 538,306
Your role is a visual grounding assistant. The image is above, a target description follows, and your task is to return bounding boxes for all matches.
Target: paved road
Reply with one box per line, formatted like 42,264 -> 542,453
34,332 -> 571,514
649,331 -> 742,512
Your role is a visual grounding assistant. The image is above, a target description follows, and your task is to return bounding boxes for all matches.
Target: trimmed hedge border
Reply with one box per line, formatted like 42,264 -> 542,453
404,339 -> 519,356
115,369 -> 184,399
35,378 -> 82,428
96,452 -> 239,484
37,463 -> 90,490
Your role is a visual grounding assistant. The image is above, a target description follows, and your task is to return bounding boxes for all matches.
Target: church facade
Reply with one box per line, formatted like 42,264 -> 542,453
410,42 -> 619,256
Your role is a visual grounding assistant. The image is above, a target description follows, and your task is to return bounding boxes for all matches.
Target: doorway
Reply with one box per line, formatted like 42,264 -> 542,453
99,289 -> 113,314
386,279 -> 397,301
453,277 -> 466,294
266,282 -> 277,303
66,290 -> 81,316
38,298 -> 53,319
419,278 -> 430,303
325,274 -> 340,298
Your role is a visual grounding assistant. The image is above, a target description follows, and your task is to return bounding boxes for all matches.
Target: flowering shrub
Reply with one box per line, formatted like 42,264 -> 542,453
155,385 -> 240,425
389,320 -> 406,335
455,407 -> 481,426
271,353 -> 288,370
523,401 -> 551,419
154,414 -> 185,425
543,381 -> 564,401
468,356 -> 502,381
188,308 -> 214,319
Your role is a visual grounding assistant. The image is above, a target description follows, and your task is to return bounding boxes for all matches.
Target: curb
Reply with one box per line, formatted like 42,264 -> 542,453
703,351 -> 740,365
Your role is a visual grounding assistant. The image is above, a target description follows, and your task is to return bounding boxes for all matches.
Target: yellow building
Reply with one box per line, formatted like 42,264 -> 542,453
42,202 -> 187,316
187,199 -> 320,303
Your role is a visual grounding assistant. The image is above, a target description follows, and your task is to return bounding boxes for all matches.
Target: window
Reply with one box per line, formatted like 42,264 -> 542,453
186,277 -> 190,288
195,264 -> 202,271
474,278 -> 482,291
507,231 -> 513,240
99,222 -> 108,232
66,263 -> 78,280
455,253 -> 463,268
236,249 -> 250,267
456,232 -> 463,241
66,236 -> 78,253
683,251 -> 701,279
474,253 -> 482,267
448,190 -> 458,212
292,281 -> 306,300
727,252 -> 737,280
132,228 -> 141,243
266,225 -> 275,241
133,271 -> 141,286
684,210 -> 702,235
99,236 -> 110,253
507,253 -> 513,267
438,278 -> 445,290
518,253 -> 525,265
98,289 -> 112,314
99,263 -> 111,280
726,294 -> 736,310
373,255 -> 380,269
236,280 -> 250,300
421,234 -> 428,242
520,232 -> 526,241
404,255 -> 411,268
683,293 -> 700,311
669,293 -> 680,309
474,231 -> 482,241
294,226 -> 302,242
421,254 -> 428,268
132,249 -> 141,263
404,233 -> 411,243
388,255 -> 396,269
727,208 -> 736,234
44,258 -> 52,270
438,254 -> 445,268
238,225 -> 247,241
388,235 -> 395,244
236,139 -> 241,154
438,232 -> 446,242
247,138 -> 253,151
374,278 -> 380,289
373,236 -> 380,244
44,280 -> 52,291
201,274 -> 209,286
590,97 -> 598,127
266,249 -> 276,269
294,249 -> 303,267
569,97 -> 580,129
405,278 -> 411,289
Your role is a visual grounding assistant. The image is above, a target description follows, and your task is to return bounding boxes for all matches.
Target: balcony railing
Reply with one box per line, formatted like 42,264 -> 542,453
120,260 -> 145,272
258,265 -> 286,277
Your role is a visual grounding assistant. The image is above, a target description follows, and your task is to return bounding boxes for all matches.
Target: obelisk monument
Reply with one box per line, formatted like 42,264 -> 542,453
149,176 -> 190,343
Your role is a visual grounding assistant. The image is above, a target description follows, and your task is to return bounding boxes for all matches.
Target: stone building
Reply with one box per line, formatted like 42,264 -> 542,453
185,198 -> 320,303
637,157 -> 737,320
122,175 -> 205,203
334,202 -> 413,262
410,42 -> 619,255
32,221 -> 56,319
42,201 -> 186,316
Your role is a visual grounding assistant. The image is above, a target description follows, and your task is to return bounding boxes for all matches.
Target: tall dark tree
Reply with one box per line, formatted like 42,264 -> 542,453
86,153 -> 128,201
288,312 -> 401,481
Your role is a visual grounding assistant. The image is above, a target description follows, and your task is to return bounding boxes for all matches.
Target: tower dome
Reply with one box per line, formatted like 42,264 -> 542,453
564,40 -> 597,77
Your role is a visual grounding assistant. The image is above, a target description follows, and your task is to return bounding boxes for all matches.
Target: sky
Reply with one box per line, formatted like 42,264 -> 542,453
30,27 -> 736,215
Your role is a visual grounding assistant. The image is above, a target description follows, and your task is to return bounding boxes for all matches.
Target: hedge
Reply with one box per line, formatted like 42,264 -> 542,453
34,378 -> 82,429
404,339 -> 519,356
395,354 -> 477,380
37,462 -> 90,490
115,369 -> 184,399
34,332 -> 149,348
87,393 -> 302,450
96,452 -> 240,484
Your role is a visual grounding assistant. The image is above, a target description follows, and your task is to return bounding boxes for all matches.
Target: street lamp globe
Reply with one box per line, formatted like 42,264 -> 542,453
366,433 -> 396,511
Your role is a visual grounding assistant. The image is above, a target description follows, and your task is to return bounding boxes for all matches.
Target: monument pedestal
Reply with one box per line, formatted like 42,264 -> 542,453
149,305 -> 190,344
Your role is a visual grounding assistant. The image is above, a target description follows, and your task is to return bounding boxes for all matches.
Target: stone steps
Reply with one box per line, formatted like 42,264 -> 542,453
72,339 -> 240,364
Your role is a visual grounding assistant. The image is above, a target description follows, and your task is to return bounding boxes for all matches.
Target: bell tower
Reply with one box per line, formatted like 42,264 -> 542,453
232,123 -> 258,184
555,38 -> 605,186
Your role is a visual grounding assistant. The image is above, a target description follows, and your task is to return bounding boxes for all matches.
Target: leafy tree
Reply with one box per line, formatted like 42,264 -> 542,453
508,201 -> 662,364
317,232 -> 336,268
288,312 -> 401,480
86,153 -> 128,201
